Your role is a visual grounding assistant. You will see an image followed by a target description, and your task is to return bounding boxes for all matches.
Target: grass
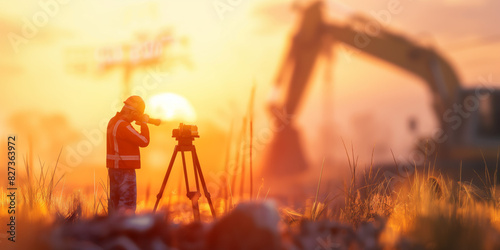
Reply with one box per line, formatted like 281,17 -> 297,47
277,142 -> 500,248
383,172 -> 500,248
3,139 -> 500,249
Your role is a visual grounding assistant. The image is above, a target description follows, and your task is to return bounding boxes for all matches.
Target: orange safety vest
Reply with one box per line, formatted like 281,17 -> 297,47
106,112 -> 150,169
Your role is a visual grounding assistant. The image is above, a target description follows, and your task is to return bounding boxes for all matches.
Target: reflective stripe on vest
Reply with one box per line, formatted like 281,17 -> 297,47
126,124 -> 148,144
112,120 -> 124,168
107,154 -> 140,160
111,119 -> 139,168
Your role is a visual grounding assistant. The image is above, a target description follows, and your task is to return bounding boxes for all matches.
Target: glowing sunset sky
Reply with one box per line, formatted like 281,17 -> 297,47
0,0 -> 499,187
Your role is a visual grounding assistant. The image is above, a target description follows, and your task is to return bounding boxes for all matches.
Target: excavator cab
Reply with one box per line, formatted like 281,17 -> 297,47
441,88 -> 500,160
474,90 -> 500,138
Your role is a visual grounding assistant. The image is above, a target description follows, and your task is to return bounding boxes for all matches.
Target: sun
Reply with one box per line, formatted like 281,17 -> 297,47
147,93 -> 197,122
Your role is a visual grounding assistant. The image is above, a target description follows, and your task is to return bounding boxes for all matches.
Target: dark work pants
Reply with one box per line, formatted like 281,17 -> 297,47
108,168 -> 137,214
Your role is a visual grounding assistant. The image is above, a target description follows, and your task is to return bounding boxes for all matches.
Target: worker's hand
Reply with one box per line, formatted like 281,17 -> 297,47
135,114 -> 149,125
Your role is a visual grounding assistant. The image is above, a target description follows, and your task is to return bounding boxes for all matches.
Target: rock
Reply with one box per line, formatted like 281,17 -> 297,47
175,222 -> 206,250
294,220 -> 355,250
103,236 -> 141,250
46,203 -> 388,250
206,201 -> 282,250
49,213 -> 174,250
122,214 -> 156,234
355,216 -> 385,250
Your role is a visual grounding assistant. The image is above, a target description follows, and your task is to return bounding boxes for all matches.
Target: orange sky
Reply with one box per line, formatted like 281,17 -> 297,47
1,0 -> 499,191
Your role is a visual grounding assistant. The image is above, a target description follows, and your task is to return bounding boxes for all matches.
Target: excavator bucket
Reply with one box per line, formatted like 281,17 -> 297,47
260,125 -> 308,178
259,2 -> 324,179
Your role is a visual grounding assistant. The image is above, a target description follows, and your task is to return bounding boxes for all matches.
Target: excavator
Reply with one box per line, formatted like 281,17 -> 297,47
261,1 -> 500,182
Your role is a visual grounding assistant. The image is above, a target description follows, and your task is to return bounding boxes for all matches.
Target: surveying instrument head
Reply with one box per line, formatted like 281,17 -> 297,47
172,123 -> 199,145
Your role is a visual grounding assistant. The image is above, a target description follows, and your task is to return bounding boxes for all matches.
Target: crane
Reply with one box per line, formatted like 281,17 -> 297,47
261,1 -> 500,180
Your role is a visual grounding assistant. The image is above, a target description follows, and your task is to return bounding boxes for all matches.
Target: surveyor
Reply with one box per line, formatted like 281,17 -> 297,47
106,95 -> 150,214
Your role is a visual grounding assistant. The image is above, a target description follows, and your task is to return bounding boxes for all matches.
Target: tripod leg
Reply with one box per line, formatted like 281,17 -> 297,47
192,148 -> 217,219
183,150 -> 201,221
191,150 -> 200,192
191,196 -> 201,221
153,147 -> 178,213
181,151 -> 190,193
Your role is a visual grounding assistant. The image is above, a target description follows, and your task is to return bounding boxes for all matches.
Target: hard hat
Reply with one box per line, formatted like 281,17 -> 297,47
124,96 -> 145,114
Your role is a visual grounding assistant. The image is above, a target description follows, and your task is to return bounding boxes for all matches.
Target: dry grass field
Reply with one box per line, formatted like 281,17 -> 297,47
2,149 -> 500,250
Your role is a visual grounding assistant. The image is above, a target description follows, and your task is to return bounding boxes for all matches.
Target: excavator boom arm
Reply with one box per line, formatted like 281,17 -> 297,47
274,2 -> 463,122
325,19 -> 462,114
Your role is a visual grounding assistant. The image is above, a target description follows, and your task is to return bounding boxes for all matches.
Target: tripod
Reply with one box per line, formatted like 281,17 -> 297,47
153,136 -> 216,221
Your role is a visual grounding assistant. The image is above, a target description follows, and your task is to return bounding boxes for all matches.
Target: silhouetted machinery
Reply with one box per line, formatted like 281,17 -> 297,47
262,1 -> 500,181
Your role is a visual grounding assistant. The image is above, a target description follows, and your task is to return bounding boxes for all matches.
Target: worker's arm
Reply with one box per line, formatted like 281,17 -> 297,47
118,122 -> 150,147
